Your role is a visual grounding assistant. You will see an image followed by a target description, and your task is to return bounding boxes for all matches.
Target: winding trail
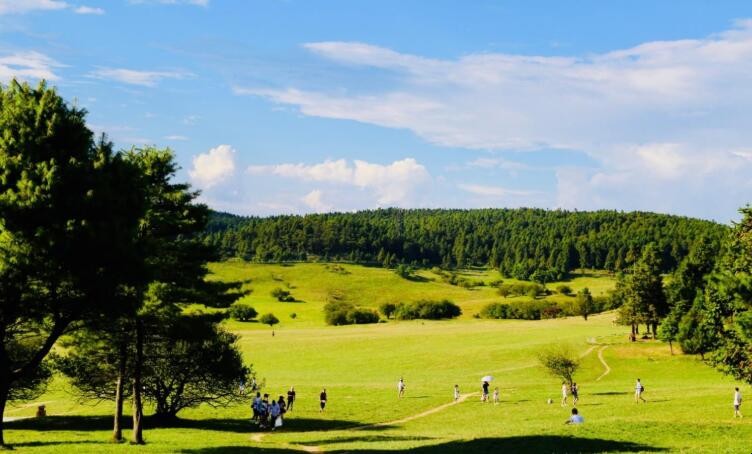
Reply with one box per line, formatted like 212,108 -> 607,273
251,392 -> 479,452
595,345 -> 611,381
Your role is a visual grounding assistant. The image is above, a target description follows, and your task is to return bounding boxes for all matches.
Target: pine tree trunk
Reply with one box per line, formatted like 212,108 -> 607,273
112,339 -> 127,442
131,320 -> 145,445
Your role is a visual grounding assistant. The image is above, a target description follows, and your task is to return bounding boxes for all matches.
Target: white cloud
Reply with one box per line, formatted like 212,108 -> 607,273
0,51 -> 62,82
164,135 -> 188,141
0,0 -> 68,14
301,189 -> 332,212
248,158 -> 430,206
89,68 -> 190,87
189,144 -> 236,188
237,21 -> 752,220
74,5 -> 104,14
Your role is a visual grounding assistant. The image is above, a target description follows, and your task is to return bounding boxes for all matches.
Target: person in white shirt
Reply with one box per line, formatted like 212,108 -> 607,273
734,387 -> 743,418
493,387 -> 500,405
565,407 -> 584,424
635,378 -> 646,403
453,384 -> 460,402
561,382 -> 568,406
398,378 -> 406,398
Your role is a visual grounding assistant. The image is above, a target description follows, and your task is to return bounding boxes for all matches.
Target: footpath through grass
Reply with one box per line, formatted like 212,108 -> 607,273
4,263 -> 751,453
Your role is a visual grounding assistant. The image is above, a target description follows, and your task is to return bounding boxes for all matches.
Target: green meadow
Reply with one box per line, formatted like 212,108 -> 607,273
5,262 -> 750,453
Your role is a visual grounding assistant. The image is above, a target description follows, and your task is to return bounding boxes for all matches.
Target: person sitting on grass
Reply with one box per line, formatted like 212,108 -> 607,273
565,407 -> 584,424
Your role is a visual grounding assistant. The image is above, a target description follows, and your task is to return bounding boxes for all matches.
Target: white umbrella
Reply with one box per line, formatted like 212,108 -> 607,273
481,375 -> 493,382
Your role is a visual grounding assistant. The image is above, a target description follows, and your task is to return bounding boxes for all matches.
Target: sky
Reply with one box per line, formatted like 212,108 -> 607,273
2,0 -> 752,223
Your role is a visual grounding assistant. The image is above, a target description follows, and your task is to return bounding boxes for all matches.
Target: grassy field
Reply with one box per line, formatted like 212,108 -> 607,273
4,263 -> 751,453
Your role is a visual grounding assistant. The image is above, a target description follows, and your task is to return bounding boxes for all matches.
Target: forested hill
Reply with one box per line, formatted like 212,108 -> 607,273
201,209 -> 727,280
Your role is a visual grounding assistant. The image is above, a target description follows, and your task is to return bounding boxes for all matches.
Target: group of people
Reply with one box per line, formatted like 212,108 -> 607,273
480,381 -> 500,404
249,377 -> 744,431
561,381 -> 580,406
251,387 -> 296,430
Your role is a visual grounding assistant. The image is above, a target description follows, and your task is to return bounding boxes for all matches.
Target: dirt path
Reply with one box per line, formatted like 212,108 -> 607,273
595,345 -> 611,381
251,392 -> 478,452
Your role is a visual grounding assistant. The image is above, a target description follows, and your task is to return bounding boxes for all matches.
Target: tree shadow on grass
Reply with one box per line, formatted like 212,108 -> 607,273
181,435 -> 666,453
304,435 -> 433,446
591,391 -> 629,396
6,415 -> 374,434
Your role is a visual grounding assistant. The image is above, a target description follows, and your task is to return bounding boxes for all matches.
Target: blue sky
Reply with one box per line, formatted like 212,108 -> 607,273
2,0 -> 752,222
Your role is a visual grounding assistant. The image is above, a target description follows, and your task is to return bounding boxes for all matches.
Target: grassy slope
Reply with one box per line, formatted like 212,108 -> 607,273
5,263 -> 751,453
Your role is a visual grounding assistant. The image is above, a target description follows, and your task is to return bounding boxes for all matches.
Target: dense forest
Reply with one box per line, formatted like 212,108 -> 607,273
202,209 -> 727,280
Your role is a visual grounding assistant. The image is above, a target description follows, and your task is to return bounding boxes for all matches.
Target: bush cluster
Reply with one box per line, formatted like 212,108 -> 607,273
271,287 -> 295,302
229,303 -> 258,322
393,299 -> 462,320
324,302 -> 380,326
480,296 -> 613,321
497,282 -> 548,298
431,268 -> 483,288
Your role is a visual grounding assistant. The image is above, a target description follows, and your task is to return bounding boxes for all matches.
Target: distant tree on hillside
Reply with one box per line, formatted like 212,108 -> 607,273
576,288 -> 594,321
260,313 -> 280,331
539,346 -> 580,386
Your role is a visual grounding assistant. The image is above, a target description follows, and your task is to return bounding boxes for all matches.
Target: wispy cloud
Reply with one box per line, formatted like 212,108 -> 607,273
458,183 -> 539,198
89,67 -> 191,87
237,21 -> 752,221
0,0 -> 68,14
74,5 -> 104,15
128,0 -> 208,6
164,135 -> 188,141
0,51 -> 63,82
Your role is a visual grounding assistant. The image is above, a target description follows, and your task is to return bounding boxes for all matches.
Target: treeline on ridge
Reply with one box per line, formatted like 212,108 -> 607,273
202,209 -> 726,279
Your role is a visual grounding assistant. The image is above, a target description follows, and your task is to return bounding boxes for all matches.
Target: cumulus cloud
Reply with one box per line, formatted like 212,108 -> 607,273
248,158 -> 430,206
237,21 -> 752,220
0,51 -> 62,82
89,68 -> 191,87
301,189 -> 333,212
189,144 -> 236,189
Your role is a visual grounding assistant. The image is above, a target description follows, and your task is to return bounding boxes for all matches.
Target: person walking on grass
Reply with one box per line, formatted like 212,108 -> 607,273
734,387 -> 743,418
320,388 -> 328,412
454,384 -> 460,402
481,381 -> 490,402
493,387 -> 500,405
287,386 -> 296,411
635,378 -> 646,403
561,381 -> 569,406
251,392 -> 261,422
571,382 -> 579,406
398,378 -> 406,398
565,407 -> 584,424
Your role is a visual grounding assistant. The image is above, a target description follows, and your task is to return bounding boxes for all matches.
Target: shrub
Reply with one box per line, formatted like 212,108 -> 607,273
556,285 -> 572,295
324,302 -> 379,326
394,299 -> 461,320
229,304 -> 258,322
271,287 -> 295,302
394,264 -> 415,279
290,313 -> 297,319
259,313 -> 279,328
379,302 -> 397,319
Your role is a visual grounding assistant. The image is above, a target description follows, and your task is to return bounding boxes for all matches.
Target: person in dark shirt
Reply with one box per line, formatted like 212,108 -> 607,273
482,381 -> 490,402
287,386 -> 296,411
320,388 -> 327,412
